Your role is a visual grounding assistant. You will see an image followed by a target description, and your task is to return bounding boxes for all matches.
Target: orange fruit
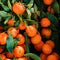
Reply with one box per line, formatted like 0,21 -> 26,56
0,54 -> 6,60
12,2 -> 25,14
19,22 -> 26,30
47,6 -> 55,14
46,40 -> 55,49
43,0 -> 53,5
6,52 -> 14,58
13,46 -> 24,58
17,34 -> 25,45
0,48 -> 4,53
40,18 -> 51,27
7,18 -> 14,26
40,53 -> 47,60
5,58 -> 11,60
47,54 -> 58,60
42,44 -> 52,55
52,52 -> 59,60
7,27 -> 19,38
0,32 -> 8,45
17,57 -> 28,60
31,34 -> 42,45
41,28 -> 52,38
34,41 -> 44,51
26,26 -> 37,37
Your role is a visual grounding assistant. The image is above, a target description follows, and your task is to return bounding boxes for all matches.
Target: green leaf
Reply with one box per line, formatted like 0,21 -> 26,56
52,1 -> 59,14
46,12 -> 58,27
6,34 -> 19,53
8,0 -> 12,10
12,0 -> 16,4
0,2 -> 10,11
0,11 -> 11,18
1,0 -> 6,3
26,8 -> 31,19
24,32 -> 30,53
24,53 -> 41,60
0,58 -> 2,60
6,34 -> 14,53
27,0 -> 34,8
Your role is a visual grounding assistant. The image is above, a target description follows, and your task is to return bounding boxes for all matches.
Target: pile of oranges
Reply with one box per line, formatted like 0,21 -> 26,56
0,0 -> 59,60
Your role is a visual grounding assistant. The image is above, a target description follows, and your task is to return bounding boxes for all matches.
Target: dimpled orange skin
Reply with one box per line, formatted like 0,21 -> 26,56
46,40 -> 55,49
41,28 -> 52,37
34,41 -> 44,51
0,48 -> 4,53
47,55 -> 58,60
13,46 -> 24,58
26,26 -> 37,37
7,19 -> 14,26
40,18 -> 51,27
19,22 -> 26,30
12,2 -> 25,14
42,44 -> 52,55
6,52 -> 14,58
31,34 -> 42,45
40,53 -> 47,60
7,27 -> 19,38
43,0 -> 53,5
47,6 -> 55,14
17,57 -> 28,60
17,34 -> 25,45
0,54 -> 6,60
0,32 -> 8,45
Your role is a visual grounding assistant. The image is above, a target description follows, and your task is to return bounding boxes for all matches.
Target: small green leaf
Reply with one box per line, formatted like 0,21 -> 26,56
52,1 -> 59,14
8,0 -> 12,10
6,34 -> 14,53
24,53 -> 41,60
24,32 -> 30,53
6,34 -> 19,53
0,58 -> 2,60
26,8 -> 31,19
46,12 -> 58,27
0,11 -> 11,18
27,0 -> 34,8
12,0 -> 16,4
0,2 -> 10,11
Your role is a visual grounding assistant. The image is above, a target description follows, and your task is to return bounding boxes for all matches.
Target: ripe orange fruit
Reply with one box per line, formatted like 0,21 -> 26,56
0,26 -> 3,31
40,18 -> 51,27
6,52 -> 14,58
40,53 -> 47,60
17,34 -> 25,45
42,44 -> 52,55
5,58 -> 11,60
7,27 -> 19,38
34,41 -> 44,51
0,48 -> 4,53
31,34 -> 42,45
12,2 -> 25,14
13,46 -> 24,58
20,44 -> 26,52
0,54 -> 6,60
46,40 -> 55,49
47,6 -> 55,14
52,52 -> 59,60
19,22 -> 26,30
26,26 -> 37,37
43,0 -> 53,5
7,19 -> 14,26
17,57 -> 28,60
0,32 -> 8,45
47,54 -> 58,60
41,28 -> 52,38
